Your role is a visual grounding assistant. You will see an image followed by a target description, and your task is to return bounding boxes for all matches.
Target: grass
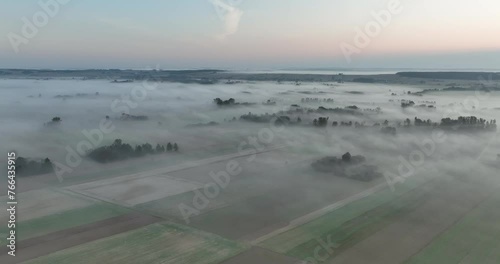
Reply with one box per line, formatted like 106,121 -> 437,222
0,203 -> 130,246
405,190 -> 500,264
26,222 -> 248,264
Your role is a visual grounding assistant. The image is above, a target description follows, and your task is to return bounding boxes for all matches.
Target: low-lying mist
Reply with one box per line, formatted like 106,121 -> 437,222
0,78 -> 498,186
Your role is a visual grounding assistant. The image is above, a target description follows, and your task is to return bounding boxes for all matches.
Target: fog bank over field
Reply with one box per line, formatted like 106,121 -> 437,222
0,78 -> 498,182
0,75 -> 499,264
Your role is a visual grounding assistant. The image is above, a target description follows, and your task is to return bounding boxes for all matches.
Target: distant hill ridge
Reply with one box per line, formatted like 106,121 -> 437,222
397,71 -> 500,80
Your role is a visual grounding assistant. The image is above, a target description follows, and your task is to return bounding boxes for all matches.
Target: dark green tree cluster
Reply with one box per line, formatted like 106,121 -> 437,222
401,100 -> 415,108
15,157 -> 53,177
301,98 -> 334,103
316,106 -> 362,115
88,139 -> 179,163
262,99 -> 277,105
239,112 -> 294,126
414,117 -> 433,126
120,113 -> 148,120
440,116 -> 496,131
240,112 -> 275,123
213,98 -> 235,105
333,121 -> 353,127
166,142 -> 179,152
311,152 -> 382,182
393,116 -> 497,131
313,117 -> 329,127
44,116 -> 62,127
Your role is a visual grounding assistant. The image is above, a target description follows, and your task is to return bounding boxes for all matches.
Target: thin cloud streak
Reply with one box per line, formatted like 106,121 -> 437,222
211,0 -> 243,41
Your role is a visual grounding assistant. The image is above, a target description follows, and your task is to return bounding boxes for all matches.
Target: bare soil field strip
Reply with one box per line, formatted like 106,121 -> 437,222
0,202 -> 130,247
23,222 -> 247,264
0,213 -> 161,264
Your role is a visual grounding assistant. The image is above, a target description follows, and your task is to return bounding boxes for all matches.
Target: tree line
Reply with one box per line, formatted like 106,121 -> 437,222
88,139 -> 179,163
15,157 -> 53,177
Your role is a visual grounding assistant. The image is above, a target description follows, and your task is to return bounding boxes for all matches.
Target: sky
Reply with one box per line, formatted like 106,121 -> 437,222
0,0 -> 499,70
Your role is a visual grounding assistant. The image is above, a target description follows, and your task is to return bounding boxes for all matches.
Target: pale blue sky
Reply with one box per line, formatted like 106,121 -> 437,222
0,0 -> 499,69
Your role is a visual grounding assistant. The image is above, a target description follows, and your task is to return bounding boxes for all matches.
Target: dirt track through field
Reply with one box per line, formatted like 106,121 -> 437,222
0,213 -> 161,264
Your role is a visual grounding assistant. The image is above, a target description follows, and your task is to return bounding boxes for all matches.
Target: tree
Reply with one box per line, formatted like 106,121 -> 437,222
342,152 -> 352,162
173,143 -> 179,152
167,142 -> 173,152
41,158 -> 53,172
155,144 -> 162,153
142,143 -> 153,154
113,139 -> 122,146
135,145 -> 143,156
52,117 -> 61,122
404,118 -> 411,127
316,117 -> 329,127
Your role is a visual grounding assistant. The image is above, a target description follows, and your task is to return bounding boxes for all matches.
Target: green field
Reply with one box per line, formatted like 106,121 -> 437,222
0,202 -> 130,246
0,188 -> 131,246
259,176 -> 430,261
406,190 -> 500,264
26,222 -> 248,264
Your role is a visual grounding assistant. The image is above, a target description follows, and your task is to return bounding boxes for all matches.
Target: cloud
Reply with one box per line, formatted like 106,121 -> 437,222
210,0 -> 243,40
